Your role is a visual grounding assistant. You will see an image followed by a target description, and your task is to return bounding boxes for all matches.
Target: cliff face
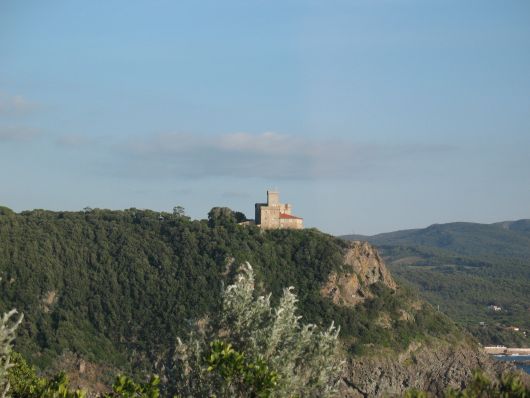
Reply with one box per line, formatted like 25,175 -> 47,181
340,340 -> 513,397
321,241 -> 396,306
320,241 -> 518,397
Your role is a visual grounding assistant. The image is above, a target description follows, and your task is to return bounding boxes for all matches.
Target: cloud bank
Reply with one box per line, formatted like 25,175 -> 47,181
123,132 -> 453,180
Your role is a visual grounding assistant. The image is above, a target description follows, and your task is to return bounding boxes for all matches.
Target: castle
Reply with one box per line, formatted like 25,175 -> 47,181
255,190 -> 303,230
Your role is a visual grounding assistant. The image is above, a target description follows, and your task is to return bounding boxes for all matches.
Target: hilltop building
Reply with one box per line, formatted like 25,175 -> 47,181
255,191 -> 303,230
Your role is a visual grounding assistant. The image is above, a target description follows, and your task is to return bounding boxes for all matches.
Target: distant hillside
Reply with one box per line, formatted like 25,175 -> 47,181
342,220 -> 530,347
345,220 -> 530,261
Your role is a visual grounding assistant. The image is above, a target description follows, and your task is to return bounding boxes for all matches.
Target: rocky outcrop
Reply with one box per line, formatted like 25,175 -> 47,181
48,352 -> 114,394
321,241 -> 526,397
340,340 -> 518,397
321,241 -> 396,306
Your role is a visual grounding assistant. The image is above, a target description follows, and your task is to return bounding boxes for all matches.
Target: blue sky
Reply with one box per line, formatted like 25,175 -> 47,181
1,0 -> 529,235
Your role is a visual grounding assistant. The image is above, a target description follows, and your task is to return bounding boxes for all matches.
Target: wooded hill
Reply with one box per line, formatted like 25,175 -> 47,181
342,220 -> 530,347
0,206 -> 458,384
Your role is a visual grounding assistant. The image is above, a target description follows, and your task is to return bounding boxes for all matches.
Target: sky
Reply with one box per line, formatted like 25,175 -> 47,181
1,0 -> 529,235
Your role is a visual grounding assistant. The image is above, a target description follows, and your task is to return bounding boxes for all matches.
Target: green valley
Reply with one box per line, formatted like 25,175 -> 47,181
342,220 -> 530,347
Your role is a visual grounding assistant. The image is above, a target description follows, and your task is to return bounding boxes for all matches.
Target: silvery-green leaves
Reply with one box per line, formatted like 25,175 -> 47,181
171,262 -> 344,397
0,309 -> 23,398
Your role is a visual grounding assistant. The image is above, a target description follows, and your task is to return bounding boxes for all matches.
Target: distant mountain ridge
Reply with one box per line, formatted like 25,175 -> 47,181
343,219 -> 530,257
341,219 -> 530,347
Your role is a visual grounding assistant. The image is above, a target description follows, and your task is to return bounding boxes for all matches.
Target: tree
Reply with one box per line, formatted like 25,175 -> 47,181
0,207 -> 14,217
233,212 -> 247,223
0,310 -> 23,398
207,207 -> 236,228
7,352 -> 160,398
445,370 -> 529,398
404,370 -> 530,398
173,206 -> 186,217
167,262 -> 344,397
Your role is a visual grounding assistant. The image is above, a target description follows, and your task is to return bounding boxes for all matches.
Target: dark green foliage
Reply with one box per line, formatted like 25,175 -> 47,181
107,375 -> 160,398
0,207 -> 14,217
8,352 -> 86,398
343,220 -> 530,347
403,371 -> 530,398
233,212 -> 247,223
206,341 -> 278,398
8,352 -> 40,397
0,207 -> 456,377
344,220 -> 530,260
172,206 -> 186,218
207,207 -> 237,227
403,389 -> 428,398
446,370 -> 529,398
8,351 -> 161,398
404,370 -> 530,397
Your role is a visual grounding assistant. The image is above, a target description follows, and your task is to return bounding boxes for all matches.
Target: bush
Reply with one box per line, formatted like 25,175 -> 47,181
167,262 -> 344,397
445,370 -> 529,398
404,370 -> 529,398
0,309 -> 23,397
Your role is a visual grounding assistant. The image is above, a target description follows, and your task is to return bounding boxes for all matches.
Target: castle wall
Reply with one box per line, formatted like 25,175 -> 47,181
259,207 -> 281,229
255,203 -> 266,224
279,217 -> 303,229
255,191 -> 303,230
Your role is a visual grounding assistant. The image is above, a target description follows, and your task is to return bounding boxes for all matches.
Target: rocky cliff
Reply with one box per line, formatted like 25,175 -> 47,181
321,241 -> 520,397
340,339 -> 514,397
321,241 -> 397,306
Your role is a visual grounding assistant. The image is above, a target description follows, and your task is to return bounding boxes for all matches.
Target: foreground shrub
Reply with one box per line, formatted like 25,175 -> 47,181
446,370 -> 528,398
7,353 -> 159,398
404,369 -> 529,398
0,310 -> 23,398
168,262 -> 344,397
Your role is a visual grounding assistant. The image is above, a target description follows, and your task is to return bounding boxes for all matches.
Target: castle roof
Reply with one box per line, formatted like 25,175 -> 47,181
279,213 -> 303,220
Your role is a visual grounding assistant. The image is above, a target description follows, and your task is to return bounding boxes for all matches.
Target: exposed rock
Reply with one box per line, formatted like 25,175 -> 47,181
344,241 -> 396,289
375,312 -> 392,329
321,270 -> 364,306
321,241 -> 529,396
41,290 -> 58,313
47,352 -> 114,395
340,338 -> 526,397
321,241 -> 396,306
398,309 -> 414,322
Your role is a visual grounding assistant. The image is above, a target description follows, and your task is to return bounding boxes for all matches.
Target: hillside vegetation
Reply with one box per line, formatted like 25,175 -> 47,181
0,207 -> 457,388
342,220 -> 530,347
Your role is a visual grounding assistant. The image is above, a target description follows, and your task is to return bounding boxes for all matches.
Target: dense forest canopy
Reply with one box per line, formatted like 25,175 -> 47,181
0,207 -> 457,380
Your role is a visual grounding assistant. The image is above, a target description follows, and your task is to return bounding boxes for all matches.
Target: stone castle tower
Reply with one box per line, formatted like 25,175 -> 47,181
255,190 -> 303,230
